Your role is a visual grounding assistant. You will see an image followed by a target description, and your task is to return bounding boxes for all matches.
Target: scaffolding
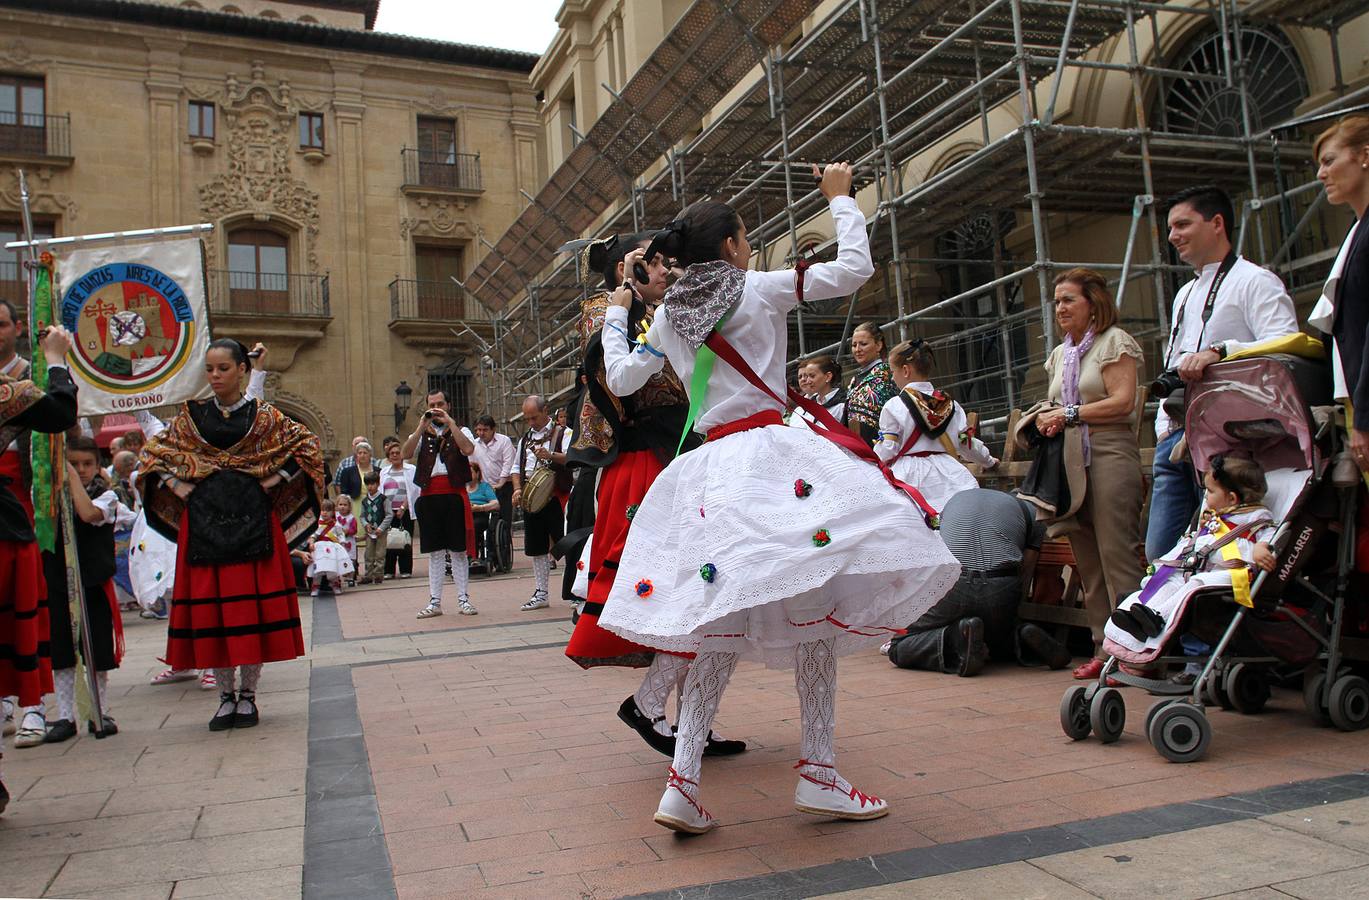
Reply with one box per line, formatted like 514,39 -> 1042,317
466,0 -> 1369,434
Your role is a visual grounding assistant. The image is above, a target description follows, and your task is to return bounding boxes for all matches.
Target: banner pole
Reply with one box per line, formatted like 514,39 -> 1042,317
18,170 -> 106,736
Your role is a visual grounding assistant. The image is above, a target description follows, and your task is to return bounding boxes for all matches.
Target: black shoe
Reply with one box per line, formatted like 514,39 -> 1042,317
43,718 -> 77,744
955,618 -> 989,677
617,696 -> 675,757
1018,623 -> 1071,670
1109,608 -> 1148,641
209,692 -> 237,731
234,692 -> 259,729
0,779 -> 9,816
703,731 -> 747,756
1132,606 -> 1166,639
86,715 -> 118,737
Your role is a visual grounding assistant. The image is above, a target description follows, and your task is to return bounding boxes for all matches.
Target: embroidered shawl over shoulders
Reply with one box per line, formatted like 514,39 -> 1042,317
137,400 -> 324,547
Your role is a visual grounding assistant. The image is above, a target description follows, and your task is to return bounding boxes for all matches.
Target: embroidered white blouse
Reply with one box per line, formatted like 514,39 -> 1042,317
603,195 -> 874,433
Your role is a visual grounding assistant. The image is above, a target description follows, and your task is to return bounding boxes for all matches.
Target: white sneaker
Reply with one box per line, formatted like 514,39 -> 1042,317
794,762 -> 889,820
457,595 -> 478,616
417,601 -> 443,619
653,769 -> 717,834
520,590 -> 549,611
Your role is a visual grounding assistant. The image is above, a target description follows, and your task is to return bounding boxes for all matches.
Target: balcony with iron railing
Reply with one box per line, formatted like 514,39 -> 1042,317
0,113 -> 72,163
400,148 -> 482,195
389,277 -> 495,348
206,269 -> 330,317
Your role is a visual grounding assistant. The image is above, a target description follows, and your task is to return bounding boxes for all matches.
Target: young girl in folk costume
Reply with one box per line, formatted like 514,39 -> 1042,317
1105,455 -> 1277,660
138,339 -> 323,732
842,322 -> 896,447
563,233 -> 744,759
334,494 -> 359,586
40,436 -> 137,744
599,164 -> 959,833
788,355 -> 845,430
876,339 -> 997,512
0,325 -> 77,811
307,499 -> 354,596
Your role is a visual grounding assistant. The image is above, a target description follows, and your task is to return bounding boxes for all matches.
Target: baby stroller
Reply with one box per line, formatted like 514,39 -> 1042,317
1059,351 -> 1369,762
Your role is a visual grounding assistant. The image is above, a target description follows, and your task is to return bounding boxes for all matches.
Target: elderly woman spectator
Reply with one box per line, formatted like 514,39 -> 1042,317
790,354 -> 845,429
336,441 -> 380,501
842,322 -> 896,446
1033,268 -> 1145,680
379,439 -> 417,579
1309,115 -> 1369,474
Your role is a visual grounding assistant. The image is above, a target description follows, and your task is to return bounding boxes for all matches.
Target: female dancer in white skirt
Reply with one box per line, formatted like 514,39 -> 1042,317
875,339 -> 997,511
599,163 -> 959,833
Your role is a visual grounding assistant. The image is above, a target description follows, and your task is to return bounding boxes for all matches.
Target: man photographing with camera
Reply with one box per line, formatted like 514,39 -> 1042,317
1146,185 -> 1298,560
403,389 -> 478,619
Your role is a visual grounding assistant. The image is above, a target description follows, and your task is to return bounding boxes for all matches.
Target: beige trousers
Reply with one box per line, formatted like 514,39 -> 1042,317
1066,425 -> 1145,655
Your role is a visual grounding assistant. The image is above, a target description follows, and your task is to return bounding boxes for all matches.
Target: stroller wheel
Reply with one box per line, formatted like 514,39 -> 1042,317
1090,687 -> 1126,744
1224,664 -> 1270,715
1328,675 -> 1369,731
1303,672 -> 1331,726
1201,670 -> 1233,711
1149,702 -> 1211,763
1144,698 -> 1180,743
1059,685 -> 1092,741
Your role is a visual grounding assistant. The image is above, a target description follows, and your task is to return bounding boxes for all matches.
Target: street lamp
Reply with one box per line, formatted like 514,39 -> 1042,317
394,380 -> 413,432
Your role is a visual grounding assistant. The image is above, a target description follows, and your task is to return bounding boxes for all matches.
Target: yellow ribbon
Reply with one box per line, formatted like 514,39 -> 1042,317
1210,517 -> 1254,608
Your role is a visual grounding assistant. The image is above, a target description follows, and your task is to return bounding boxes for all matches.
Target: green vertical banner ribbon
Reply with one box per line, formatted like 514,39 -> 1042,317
29,253 -> 59,553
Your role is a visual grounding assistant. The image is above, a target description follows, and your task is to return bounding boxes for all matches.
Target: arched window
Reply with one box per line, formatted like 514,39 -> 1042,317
1157,26 -> 1308,135
180,0 -> 204,7
299,14 -> 319,23
260,9 -> 281,18
220,5 -> 243,14
227,227 -> 288,314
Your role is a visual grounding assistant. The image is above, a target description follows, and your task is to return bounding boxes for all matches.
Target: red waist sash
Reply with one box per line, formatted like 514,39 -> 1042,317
706,410 -> 784,442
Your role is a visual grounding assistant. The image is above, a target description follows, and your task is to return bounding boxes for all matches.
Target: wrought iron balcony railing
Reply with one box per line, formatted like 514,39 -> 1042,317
389,277 -> 493,323
206,269 -> 330,317
400,148 -> 482,193
0,113 -> 72,159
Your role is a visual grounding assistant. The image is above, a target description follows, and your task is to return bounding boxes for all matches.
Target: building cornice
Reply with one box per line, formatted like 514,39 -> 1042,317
0,0 -> 538,74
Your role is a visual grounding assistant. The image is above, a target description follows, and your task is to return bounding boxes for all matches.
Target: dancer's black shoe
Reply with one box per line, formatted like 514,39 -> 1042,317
617,696 -> 675,756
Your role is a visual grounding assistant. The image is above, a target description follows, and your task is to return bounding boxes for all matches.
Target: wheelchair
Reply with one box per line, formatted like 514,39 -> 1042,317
470,510 -> 514,576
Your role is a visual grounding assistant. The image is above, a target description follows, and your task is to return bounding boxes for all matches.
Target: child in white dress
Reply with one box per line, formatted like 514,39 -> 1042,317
597,163 -> 959,834
875,339 -> 996,512
334,495 -> 359,587
307,500 -> 354,596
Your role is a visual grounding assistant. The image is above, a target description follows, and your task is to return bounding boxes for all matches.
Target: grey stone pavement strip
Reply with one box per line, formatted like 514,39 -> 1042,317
625,772 -> 1369,900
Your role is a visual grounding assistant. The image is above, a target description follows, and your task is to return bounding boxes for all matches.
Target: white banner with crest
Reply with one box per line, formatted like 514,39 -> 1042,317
55,237 -> 212,416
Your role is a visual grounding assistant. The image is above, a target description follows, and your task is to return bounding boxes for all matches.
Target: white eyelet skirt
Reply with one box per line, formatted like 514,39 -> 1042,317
598,424 -> 960,668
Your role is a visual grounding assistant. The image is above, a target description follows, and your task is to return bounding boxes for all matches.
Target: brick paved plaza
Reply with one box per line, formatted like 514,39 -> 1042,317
2,553 -> 1368,899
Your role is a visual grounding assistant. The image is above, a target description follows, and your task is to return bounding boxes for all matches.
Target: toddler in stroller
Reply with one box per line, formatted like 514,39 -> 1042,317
1107,455 -> 1277,655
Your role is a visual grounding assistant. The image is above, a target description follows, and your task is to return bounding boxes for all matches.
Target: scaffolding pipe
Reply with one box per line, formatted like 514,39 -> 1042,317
864,0 -> 910,341
772,49 -> 808,356
1115,192 -> 1154,310
1043,0 -> 1083,125
1124,0 -> 1171,337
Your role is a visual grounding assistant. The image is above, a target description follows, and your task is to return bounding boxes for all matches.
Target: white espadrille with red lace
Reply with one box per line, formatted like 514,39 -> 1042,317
793,761 -> 889,820
653,768 -> 718,834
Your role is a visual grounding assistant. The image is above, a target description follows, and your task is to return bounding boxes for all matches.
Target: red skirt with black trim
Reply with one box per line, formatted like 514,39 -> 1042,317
0,539 -> 53,705
566,449 -> 668,669
164,512 -> 305,670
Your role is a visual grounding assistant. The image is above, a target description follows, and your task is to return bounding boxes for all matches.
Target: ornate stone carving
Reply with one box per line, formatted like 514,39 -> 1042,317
0,40 -> 43,70
270,387 -> 339,461
400,196 -> 474,239
197,60 -> 321,272
0,168 -> 77,222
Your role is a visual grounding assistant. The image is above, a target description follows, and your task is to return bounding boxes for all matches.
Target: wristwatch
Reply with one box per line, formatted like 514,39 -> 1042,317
1064,404 -> 1080,426
1208,341 -> 1228,360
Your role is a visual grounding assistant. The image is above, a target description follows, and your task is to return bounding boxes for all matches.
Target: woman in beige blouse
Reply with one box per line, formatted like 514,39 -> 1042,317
1035,268 -> 1145,680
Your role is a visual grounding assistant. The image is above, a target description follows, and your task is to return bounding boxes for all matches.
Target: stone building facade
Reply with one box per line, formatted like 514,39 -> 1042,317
0,0 -> 543,462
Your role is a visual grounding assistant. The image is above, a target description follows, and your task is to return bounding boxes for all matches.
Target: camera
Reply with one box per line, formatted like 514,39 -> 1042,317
1149,370 -> 1184,399
424,410 -> 437,420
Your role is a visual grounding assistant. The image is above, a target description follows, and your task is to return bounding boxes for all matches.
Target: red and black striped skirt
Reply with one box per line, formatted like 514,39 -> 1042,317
164,512 -> 305,670
566,449 -> 665,669
0,538 -> 53,705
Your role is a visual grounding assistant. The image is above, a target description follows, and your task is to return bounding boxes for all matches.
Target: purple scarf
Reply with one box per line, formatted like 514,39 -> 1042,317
663,260 -> 747,352
1060,329 -> 1095,465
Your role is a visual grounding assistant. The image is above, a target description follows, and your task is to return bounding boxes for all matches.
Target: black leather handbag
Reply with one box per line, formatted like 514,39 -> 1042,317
186,470 -> 275,565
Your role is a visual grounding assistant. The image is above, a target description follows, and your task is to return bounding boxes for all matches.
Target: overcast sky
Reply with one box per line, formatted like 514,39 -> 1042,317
373,0 -> 563,54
